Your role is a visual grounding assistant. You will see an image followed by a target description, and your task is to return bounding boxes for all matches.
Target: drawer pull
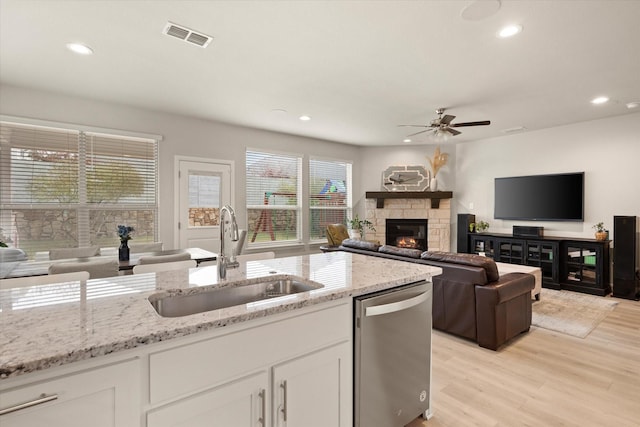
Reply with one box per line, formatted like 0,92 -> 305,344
0,393 -> 59,416
258,389 -> 266,426
280,380 -> 288,422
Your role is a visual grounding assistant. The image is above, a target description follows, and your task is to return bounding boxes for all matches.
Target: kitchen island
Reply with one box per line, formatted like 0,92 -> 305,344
0,251 -> 440,426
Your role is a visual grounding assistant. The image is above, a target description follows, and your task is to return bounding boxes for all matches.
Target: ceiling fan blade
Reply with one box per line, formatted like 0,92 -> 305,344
451,120 -> 491,127
440,115 -> 456,125
446,127 -> 462,136
406,129 -> 431,137
397,124 -> 429,128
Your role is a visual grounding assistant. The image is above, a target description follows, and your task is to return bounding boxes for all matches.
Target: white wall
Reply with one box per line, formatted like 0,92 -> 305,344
3,83 -> 639,262
455,112 -> 640,269
358,144 -> 456,204
0,85 -> 361,253
455,113 -> 640,236
357,113 -> 640,266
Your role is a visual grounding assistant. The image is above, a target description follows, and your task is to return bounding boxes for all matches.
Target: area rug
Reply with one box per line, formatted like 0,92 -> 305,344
531,288 -> 618,338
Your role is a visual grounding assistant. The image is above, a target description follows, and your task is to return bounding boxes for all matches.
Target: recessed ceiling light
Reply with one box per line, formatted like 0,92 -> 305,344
590,96 -> 609,105
299,115 -> 311,121
66,43 -> 93,55
497,24 -> 523,38
626,101 -> 640,109
403,139 -> 412,143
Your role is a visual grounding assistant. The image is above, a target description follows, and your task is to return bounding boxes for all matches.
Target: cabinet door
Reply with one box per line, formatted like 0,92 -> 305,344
526,241 -> 559,285
273,342 -> 351,427
0,359 -> 139,427
147,371 -> 268,427
470,235 -> 495,258
497,239 -> 525,263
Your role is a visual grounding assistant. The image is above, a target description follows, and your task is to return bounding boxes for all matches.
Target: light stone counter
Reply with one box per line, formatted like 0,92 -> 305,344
0,251 -> 441,379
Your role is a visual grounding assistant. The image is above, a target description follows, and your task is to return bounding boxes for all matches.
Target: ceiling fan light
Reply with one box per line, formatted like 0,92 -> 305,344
432,129 -> 450,142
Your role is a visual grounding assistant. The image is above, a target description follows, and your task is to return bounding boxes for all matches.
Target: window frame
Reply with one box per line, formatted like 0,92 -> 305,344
0,116 -> 161,257
308,156 -> 353,244
245,148 -> 303,249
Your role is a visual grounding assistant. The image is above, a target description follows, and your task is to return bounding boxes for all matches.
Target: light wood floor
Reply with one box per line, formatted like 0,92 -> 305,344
407,297 -> 640,427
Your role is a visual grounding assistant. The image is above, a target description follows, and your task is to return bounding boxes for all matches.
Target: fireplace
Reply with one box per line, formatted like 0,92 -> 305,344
386,219 -> 428,251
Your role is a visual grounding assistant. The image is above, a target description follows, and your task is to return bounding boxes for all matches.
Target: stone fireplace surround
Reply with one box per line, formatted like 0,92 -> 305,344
365,197 -> 451,253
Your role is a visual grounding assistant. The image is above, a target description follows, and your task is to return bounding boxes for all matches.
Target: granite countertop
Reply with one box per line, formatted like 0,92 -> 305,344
0,251 -> 441,379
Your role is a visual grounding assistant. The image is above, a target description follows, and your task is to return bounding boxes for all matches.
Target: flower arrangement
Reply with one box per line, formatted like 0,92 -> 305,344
117,225 -> 134,242
425,146 -> 449,178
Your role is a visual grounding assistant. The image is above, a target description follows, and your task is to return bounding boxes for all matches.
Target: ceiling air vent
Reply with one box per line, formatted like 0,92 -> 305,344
162,22 -> 213,48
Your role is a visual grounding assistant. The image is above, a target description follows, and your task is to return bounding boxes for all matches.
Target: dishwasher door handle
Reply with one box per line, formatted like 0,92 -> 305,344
365,289 -> 431,317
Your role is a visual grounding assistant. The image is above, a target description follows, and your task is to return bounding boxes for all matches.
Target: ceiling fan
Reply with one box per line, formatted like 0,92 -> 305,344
399,108 -> 491,139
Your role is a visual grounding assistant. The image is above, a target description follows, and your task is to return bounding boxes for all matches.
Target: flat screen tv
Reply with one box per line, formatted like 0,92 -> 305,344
494,172 -> 584,221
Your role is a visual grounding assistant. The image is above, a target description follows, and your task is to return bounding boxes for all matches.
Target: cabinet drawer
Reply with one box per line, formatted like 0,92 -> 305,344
0,359 -> 139,427
149,302 -> 350,404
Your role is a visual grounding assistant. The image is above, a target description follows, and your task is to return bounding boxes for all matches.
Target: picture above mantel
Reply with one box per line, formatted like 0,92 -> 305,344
365,191 -> 453,209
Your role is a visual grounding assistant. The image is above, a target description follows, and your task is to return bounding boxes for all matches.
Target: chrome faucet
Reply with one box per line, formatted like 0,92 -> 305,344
218,205 -> 240,279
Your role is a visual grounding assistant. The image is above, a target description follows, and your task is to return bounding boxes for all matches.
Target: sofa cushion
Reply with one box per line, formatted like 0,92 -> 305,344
421,251 -> 500,282
378,245 -> 423,259
340,239 -> 381,252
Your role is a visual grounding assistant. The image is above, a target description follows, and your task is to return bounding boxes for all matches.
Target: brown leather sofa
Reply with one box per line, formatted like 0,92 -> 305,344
338,240 -> 534,350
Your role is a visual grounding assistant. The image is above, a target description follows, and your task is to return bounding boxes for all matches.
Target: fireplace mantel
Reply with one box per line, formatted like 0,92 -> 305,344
365,191 -> 453,209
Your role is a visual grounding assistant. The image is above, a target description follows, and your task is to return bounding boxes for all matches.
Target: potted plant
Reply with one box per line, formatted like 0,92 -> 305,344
593,222 -> 608,241
474,221 -> 489,233
347,214 -> 375,240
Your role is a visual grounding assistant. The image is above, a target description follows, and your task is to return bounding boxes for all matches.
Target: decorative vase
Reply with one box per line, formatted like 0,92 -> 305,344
119,240 -> 130,261
348,229 -> 362,240
430,177 -> 438,191
595,231 -> 607,241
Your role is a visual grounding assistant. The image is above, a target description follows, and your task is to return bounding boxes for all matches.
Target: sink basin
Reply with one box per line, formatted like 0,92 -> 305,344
149,279 -> 323,317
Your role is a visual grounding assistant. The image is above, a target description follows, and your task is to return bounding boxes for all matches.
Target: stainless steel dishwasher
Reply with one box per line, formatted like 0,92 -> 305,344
354,280 -> 433,427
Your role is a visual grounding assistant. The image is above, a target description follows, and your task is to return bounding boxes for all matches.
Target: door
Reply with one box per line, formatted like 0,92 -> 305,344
176,158 -> 233,252
147,372 -> 268,427
272,342 -> 351,427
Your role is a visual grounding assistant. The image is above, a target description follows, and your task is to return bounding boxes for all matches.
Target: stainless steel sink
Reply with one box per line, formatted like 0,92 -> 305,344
149,279 -> 323,317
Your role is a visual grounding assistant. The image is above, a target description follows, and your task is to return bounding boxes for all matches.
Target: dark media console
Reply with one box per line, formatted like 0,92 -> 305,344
458,214 -> 611,296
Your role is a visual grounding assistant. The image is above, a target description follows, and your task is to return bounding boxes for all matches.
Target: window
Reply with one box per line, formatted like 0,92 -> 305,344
0,120 -> 159,258
309,158 -> 352,242
245,150 -> 301,246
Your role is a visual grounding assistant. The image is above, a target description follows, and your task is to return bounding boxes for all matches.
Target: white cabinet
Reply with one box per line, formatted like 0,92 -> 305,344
146,301 -> 352,427
0,300 -> 352,427
0,358 -> 139,427
147,342 -> 350,427
147,371 -> 268,427
273,342 -> 351,427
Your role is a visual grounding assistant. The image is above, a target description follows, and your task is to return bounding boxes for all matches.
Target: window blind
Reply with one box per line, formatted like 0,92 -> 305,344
309,158 -> 352,242
246,150 -> 301,245
0,121 -> 158,258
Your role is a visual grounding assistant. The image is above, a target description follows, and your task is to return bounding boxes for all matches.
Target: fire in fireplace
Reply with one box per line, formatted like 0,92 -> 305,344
386,219 -> 428,251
